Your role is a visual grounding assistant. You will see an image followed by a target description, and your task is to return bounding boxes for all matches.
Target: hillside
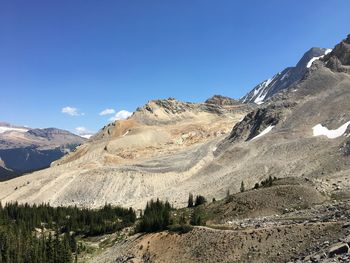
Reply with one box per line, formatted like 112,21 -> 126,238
90,178 -> 350,263
0,35 -> 350,212
0,123 -> 85,180
0,98 -> 252,208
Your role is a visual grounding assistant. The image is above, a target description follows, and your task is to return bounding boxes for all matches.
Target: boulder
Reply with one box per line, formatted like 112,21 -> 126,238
328,243 -> 349,258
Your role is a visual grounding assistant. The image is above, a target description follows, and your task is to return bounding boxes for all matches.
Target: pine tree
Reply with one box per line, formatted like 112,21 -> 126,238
240,181 -> 245,192
226,189 -> 230,199
194,195 -> 206,207
268,175 -> 273,187
187,193 -> 194,208
46,233 -> 54,263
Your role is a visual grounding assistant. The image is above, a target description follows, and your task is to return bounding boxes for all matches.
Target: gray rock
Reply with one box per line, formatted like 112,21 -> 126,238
328,243 -> 349,258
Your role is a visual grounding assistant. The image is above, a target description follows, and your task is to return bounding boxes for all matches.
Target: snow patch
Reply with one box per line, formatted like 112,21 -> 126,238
325,48 -> 332,55
0,126 -> 28,134
312,121 -> 350,139
306,49 -> 332,68
253,73 -> 280,105
81,134 -> 93,139
280,71 -> 290,81
250,125 -> 274,141
254,79 -> 271,104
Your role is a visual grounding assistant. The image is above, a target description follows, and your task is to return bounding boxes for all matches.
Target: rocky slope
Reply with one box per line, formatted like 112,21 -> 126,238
1,33 -> 350,263
0,99 -> 252,208
0,123 -> 85,180
92,192 -> 350,263
241,47 -> 331,104
0,35 -> 349,214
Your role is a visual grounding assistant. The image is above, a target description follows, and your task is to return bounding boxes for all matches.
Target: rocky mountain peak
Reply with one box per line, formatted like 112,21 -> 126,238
205,95 -> 239,106
240,47 -> 331,105
296,47 -> 329,68
324,34 -> 350,73
136,98 -> 194,115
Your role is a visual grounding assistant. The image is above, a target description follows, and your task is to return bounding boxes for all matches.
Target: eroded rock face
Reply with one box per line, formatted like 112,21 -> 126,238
328,243 -> 349,258
136,98 -> 194,115
342,140 -> 350,156
224,102 -> 295,143
324,34 -> 350,73
205,95 -> 240,106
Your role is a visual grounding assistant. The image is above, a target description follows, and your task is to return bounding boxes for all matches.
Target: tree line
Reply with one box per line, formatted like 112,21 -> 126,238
0,202 -> 136,263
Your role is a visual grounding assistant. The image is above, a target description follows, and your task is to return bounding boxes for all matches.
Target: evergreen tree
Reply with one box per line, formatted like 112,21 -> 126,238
137,199 -> 171,233
179,213 -> 186,225
268,175 -> 273,187
190,209 -> 205,226
187,193 -> 194,208
194,195 -> 206,207
240,181 -> 245,192
0,202 -> 136,262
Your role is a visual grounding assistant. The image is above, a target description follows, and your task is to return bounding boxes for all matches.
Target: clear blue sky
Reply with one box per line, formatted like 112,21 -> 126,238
0,0 -> 349,134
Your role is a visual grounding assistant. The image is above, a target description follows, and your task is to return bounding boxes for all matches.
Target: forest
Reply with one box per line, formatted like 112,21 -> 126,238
0,202 -> 136,263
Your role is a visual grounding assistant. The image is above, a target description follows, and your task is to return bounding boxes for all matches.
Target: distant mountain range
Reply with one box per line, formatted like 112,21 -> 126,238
0,123 -> 85,180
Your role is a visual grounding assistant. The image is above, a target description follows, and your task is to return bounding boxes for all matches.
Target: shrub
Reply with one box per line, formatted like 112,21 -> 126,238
190,209 -> 205,226
168,224 -> 193,234
260,176 -> 278,188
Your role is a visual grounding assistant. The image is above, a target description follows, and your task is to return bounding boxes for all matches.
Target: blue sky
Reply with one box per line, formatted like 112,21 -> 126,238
0,0 -> 349,135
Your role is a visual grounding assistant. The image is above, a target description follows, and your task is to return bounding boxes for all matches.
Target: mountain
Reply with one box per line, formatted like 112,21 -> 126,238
0,99 -> 253,207
1,34 -> 350,263
0,35 -> 349,211
0,123 -> 86,180
89,34 -> 350,263
240,47 -> 332,104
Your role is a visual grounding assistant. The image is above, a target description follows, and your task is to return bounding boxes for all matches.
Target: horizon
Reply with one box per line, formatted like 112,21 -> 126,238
1,0 -> 350,136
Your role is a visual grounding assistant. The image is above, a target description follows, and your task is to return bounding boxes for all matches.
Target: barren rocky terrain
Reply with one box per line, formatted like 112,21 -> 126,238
91,180 -> 350,263
1,35 -> 350,263
0,97 -> 253,208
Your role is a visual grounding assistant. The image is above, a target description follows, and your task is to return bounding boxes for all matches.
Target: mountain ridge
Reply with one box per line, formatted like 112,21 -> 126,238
0,34 -> 349,213
0,123 -> 85,180
240,47 -> 331,104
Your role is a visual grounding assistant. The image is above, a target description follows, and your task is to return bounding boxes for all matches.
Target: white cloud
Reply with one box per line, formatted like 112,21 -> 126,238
75,127 -> 94,139
108,110 -> 133,121
61,106 -> 84,116
75,127 -> 88,134
99,108 -> 116,116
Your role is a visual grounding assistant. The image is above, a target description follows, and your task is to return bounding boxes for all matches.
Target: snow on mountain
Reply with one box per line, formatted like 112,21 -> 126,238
252,75 -> 279,105
241,47 -> 330,104
0,126 -> 29,134
306,49 -> 332,68
312,121 -> 350,139
250,125 -> 274,140
0,123 -> 86,180
80,134 -> 93,139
